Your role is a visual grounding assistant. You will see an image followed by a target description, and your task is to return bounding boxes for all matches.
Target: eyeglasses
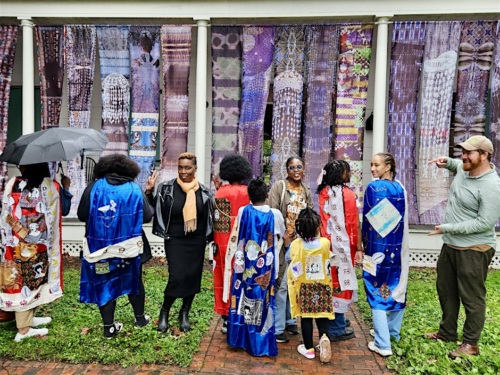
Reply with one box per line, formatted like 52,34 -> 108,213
287,164 -> 304,172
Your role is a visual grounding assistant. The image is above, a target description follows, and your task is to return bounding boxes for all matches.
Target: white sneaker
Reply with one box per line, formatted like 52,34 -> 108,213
319,334 -> 331,363
370,329 -> 375,337
14,328 -> 49,342
32,317 -> 52,327
368,341 -> 393,357
297,344 -> 315,359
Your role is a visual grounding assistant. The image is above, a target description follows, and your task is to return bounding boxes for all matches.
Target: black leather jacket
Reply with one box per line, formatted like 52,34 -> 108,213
150,178 -> 214,242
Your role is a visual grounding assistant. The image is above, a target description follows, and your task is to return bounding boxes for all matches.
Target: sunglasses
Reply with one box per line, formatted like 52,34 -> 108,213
287,164 -> 304,172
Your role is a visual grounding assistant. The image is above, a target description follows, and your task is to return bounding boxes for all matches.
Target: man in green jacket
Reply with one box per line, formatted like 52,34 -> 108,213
427,135 -> 500,359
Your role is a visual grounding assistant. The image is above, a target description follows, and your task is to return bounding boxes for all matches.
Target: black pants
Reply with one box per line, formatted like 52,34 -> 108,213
301,317 -> 329,349
436,244 -> 494,344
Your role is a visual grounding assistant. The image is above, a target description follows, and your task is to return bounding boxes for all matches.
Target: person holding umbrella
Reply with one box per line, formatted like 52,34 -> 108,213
0,162 -> 72,341
77,154 -> 154,338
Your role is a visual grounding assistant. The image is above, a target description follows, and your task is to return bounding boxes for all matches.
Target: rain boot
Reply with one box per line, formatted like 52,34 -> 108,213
157,308 -> 169,333
179,307 -> 191,332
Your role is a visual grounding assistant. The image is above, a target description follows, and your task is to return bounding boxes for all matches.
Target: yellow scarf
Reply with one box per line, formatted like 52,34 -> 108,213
176,177 -> 200,233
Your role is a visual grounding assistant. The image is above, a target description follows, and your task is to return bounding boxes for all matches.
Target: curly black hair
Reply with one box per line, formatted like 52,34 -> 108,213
219,154 -> 253,183
247,178 -> 268,204
295,207 -> 321,241
316,160 -> 350,194
20,163 -> 51,190
94,154 -> 141,179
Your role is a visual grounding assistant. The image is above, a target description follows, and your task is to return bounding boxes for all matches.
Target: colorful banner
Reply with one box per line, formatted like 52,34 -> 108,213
491,22 -> 500,174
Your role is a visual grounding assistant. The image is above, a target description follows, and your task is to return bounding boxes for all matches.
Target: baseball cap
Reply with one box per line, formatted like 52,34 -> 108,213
457,135 -> 494,154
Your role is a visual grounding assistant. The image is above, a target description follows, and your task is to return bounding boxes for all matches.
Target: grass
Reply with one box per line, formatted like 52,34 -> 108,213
0,265 -> 215,368
356,267 -> 500,375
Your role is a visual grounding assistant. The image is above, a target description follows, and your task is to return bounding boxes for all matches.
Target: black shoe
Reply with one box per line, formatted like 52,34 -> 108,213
346,318 -> 351,327
276,332 -> 289,343
179,308 -> 191,332
329,328 -> 356,342
157,308 -> 169,333
104,321 -> 123,338
286,324 -> 300,335
134,314 -> 150,328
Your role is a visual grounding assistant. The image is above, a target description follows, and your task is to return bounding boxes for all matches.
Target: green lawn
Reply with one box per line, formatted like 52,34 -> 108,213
0,266 -> 215,367
356,267 -> 500,375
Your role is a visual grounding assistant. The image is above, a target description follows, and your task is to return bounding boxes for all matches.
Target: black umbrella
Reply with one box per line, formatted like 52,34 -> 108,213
0,128 -> 108,165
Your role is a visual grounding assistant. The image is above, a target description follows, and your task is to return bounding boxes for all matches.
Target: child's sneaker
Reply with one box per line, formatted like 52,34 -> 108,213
14,328 -> 48,342
221,320 -> 228,334
32,316 -> 52,327
134,315 -> 150,328
319,334 -> 331,363
297,344 -> 315,359
104,321 -> 123,338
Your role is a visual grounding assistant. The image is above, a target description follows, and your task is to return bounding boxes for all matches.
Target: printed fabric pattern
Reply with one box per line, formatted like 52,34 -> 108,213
227,205 -> 277,357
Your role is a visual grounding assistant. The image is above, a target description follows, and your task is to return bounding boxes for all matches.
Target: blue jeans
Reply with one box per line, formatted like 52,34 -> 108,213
275,265 -> 296,335
372,309 -> 405,350
328,312 -> 347,337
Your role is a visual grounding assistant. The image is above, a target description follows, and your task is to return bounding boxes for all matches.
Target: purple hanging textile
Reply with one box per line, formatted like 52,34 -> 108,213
452,21 -> 496,157
270,26 -> 305,185
97,26 -> 131,157
35,26 -> 65,178
302,25 -> 339,201
129,26 -> 161,190
240,26 -> 275,178
418,22 -> 461,225
387,22 -> 427,225
211,26 -> 243,187
65,25 -> 97,217
0,25 -> 18,201
160,25 -> 192,182
333,24 -> 373,210
491,22 -> 500,174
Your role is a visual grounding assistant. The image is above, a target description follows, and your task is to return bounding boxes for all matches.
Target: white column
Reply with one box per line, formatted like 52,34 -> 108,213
194,18 -> 209,185
19,18 -> 35,135
371,16 -> 391,155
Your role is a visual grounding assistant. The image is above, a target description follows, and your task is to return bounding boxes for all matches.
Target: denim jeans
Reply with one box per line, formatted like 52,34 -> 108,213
327,312 -> 346,337
275,264 -> 296,335
372,309 -> 405,350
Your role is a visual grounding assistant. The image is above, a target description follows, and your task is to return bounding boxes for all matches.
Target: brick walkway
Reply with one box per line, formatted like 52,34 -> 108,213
0,305 -> 392,375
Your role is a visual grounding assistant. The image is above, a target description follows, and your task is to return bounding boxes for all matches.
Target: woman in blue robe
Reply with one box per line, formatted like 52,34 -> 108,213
361,153 -> 409,357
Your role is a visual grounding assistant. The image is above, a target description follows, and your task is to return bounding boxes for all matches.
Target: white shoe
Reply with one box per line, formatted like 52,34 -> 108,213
14,328 -> 49,342
370,329 -> 375,337
368,341 -> 393,357
319,334 -> 331,363
297,344 -> 315,359
32,317 -> 52,327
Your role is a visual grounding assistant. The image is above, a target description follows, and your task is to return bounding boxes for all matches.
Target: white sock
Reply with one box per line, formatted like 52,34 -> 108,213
32,316 -> 52,327
14,327 -> 49,342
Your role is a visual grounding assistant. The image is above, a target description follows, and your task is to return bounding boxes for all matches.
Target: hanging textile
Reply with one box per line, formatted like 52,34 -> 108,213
160,25 -> 192,182
65,25 -> 97,217
211,26 -> 243,188
333,24 -> 373,210
129,26 -> 161,190
0,26 -> 18,201
240,26 -> 275,178
35,26 -> 65,178
387,21 -> 427,225
417,22 -> 461,225
270,26 -> 305,185
302,25 -> 339,202
491,22 -> 500,173
97,26 -> 131,157
452,21 -> 496,157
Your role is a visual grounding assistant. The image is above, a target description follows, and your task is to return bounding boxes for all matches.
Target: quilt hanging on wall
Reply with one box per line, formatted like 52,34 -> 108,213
302,25 -> 339,201
210,26 -> 243,189
160,25 -> 192,183
129,26 -> 161,190
0,26 -> 18,201
270,25 -> 305,185
65,25 -> 97,217
239,26 -> 275,178
333,23 -> 373,210
97,26 -> 131,157
452,21 -> 496,157
387,21 -> 427,225
417,21 -> 461,225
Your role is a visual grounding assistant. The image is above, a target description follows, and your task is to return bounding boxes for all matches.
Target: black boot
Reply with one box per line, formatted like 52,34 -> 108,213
157,308 -> 169,333
179,307 -> 191,332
